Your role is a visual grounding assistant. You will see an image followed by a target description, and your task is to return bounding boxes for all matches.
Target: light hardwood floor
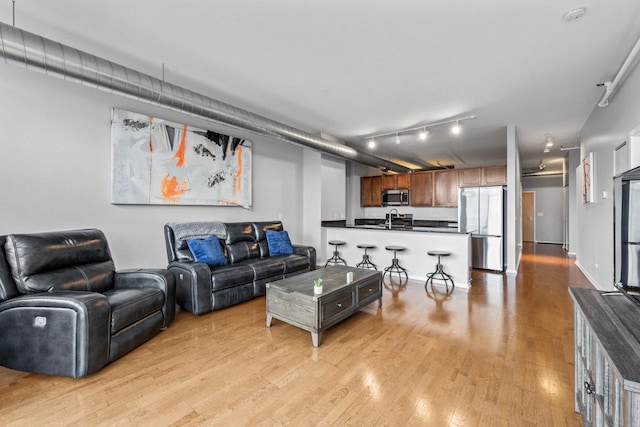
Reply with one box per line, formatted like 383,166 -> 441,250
0,243 -> 593,426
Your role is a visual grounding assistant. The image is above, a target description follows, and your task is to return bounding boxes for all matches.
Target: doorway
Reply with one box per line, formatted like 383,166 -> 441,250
522,191 -> 535,242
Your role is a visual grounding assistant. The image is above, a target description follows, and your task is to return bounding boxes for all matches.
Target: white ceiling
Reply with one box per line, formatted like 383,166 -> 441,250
4,1 -> 640,174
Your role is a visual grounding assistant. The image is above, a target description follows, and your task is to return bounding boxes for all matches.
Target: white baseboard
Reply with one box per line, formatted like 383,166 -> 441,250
535,240 -> 563,245
574,259 -> 604,290
567,251 -> 576,258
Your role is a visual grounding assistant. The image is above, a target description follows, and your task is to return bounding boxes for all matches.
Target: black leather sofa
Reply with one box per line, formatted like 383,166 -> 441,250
164,221 -> 316,315
0,229 -> 176,378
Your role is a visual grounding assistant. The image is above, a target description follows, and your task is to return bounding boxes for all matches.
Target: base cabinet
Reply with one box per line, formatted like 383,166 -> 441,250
570,288 -> 640,426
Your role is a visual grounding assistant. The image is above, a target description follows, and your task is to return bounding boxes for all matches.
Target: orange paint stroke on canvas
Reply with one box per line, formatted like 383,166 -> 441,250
161,173 -> 188,202
172,124 -> 188,167
148,116 -> 154,152
233,146 -> 243,194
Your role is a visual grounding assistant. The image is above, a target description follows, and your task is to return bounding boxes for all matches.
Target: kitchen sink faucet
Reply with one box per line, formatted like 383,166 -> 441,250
387,208 -> 399,229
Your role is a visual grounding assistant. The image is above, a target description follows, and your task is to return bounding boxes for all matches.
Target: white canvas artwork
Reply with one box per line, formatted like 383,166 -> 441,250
111,109 -> 251,207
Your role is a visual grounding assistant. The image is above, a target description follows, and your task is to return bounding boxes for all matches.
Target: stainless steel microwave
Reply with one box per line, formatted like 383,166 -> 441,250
382,189 -> 409,206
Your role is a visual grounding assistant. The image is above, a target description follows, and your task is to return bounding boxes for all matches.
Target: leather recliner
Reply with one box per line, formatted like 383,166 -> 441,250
164,221 -> 316,315
0,229 -> 176,378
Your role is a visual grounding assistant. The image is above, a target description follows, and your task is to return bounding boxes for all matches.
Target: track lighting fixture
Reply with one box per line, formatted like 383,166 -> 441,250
545,135 -> 553,147
364,115 -> 477,148
368,138 -> 376,149
539,161 -> 546,170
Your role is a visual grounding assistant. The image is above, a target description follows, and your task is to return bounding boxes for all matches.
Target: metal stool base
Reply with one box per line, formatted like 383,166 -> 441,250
356,248 -> 377,270
425,255 -> 454,292
325,241 -> 347,267
383,255 -> 407,283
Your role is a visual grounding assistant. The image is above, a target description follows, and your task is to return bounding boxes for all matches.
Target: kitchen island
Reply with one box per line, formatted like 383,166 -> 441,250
322,224 -> 472,288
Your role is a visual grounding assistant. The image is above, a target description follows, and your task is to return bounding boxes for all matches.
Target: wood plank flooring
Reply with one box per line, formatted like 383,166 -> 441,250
0,243 -> 593,426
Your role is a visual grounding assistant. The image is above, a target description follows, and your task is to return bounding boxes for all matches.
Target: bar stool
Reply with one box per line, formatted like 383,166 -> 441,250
425,251 -> 454,293
356,244 -> 377,270
383,246 -> 408,282
325,240 -> 347,266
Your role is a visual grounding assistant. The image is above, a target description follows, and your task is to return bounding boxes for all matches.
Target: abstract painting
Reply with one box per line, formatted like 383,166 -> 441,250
582,151 -> 594,204
111,108 -> 251,207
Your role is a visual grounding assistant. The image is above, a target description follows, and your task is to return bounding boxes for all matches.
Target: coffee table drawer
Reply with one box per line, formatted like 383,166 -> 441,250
321,289 -> 354,321
357,280 -> 381,303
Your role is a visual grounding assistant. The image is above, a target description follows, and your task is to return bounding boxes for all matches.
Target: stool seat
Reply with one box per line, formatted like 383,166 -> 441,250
357,243 -> 376,249
356,244 -> 377,270
428,250 -> 450,257
383,246 -> 408,283
329,240 -> 346,246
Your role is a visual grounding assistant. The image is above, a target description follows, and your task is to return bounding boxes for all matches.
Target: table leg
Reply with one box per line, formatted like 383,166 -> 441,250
378,297 -> 382,308
266,314 -> 273,327
311,332 -> 321,347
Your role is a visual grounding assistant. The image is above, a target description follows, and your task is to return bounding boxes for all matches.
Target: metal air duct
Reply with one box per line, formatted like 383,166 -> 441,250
0,22 -> 409,173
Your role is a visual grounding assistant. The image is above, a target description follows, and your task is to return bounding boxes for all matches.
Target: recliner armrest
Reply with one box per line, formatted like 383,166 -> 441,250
0,291 -> 110,377
114,269 -> 176,327
292,245 -> 316,270
167,261 -> 213,315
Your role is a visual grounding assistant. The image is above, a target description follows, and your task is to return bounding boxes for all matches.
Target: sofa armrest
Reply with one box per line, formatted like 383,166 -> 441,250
114,269 -> 176,328
0,291 -> 110,377
167,261 -> 213,315
293,245 -> 316,270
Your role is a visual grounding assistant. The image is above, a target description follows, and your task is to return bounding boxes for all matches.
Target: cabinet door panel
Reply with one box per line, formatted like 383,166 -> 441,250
433,169 -> 459,206
459,168 -> 483,187
410,172 -> 433,206
396,174 -> 410,189
371,176 -> 382,206
382,175 -> 396,190
483,165 -> 506,185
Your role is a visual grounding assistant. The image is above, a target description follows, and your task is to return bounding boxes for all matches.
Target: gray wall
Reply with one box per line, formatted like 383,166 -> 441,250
522,176 -> 564,244
576,51 -> 640,290
0,63 -> 309,269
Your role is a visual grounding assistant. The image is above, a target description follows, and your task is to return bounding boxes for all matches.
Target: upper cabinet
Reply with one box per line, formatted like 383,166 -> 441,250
361,176 -> 382,207
409,171 -> 433,206
433,169 -> 459,207
361,165 -> 505,207
459,165 -> 506,187
381,173 -> 410,190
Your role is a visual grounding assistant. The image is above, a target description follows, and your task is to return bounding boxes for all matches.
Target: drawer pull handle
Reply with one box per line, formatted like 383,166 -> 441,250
337,303 -> 342,308
584,381 -> 595,395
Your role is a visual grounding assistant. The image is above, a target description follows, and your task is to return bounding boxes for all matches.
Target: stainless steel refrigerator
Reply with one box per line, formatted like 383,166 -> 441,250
615,177 -> 640,288
458,186 -> 506,271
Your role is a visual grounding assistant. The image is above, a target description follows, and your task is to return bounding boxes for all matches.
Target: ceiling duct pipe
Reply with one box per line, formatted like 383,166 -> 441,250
598,33 -> 640,107
0,22 -> 409,173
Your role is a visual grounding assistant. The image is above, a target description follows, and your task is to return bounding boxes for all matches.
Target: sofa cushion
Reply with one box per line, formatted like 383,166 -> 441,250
253,221 -> 283,257
276,254 -> 310,274
165,221 -> 226,262
265,230 -> 293,256
186,236 -> 227,267
225,223 -> 255,245
4,229 -> 115,294
238,258 -> 285,280
210,264 -> 255,292
103,288 -> 165,334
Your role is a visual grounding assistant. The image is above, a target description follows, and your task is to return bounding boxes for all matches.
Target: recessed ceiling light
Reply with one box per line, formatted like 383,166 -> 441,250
564,7 -> 586,22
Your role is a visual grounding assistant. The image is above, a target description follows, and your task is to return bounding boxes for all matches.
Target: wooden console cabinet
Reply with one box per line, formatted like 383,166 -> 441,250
570,288 -> 640,426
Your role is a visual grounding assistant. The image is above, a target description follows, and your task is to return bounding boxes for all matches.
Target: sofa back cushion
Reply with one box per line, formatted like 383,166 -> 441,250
252,221 -> 284,257
224,222 -> 260,264
164,221 -> 227,262
0,235 -> 20,303
4,229 -> 115,294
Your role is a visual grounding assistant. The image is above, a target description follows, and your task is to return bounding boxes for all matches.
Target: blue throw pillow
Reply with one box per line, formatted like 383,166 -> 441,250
186,236 -> 227,267
266,230 -> 294,256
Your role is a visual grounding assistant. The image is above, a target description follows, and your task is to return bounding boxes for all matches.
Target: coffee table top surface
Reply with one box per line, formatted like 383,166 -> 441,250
266,265 -> 380,297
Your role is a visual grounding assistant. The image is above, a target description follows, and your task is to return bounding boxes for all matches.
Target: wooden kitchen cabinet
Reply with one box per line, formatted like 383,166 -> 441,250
433,169 -> 459,207
459,165 -> 506,187
361,176 -> 382,207
459,167 -> 483,187
409,171 -> 433,206
483,165 -> 507,185
381,173 -> 410,190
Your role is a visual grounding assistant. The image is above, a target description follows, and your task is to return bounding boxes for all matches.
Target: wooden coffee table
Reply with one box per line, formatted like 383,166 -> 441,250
266,266 -> 382,347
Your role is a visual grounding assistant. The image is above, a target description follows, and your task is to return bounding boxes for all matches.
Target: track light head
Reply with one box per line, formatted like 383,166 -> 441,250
451,121 -> 461,135
418,128 -> 428,141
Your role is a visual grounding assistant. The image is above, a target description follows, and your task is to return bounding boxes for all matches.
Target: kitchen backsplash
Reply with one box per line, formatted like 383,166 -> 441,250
362,206 -> 458,221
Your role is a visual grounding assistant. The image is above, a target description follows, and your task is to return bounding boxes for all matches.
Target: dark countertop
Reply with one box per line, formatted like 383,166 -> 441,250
322,222 -> 472,234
